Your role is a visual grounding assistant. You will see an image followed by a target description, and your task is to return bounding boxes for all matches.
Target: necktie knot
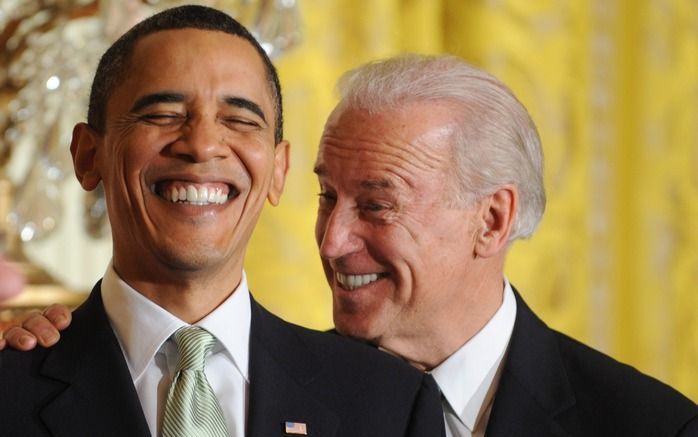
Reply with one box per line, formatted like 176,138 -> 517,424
174,326 -> 216,372
163,326 -> 229,437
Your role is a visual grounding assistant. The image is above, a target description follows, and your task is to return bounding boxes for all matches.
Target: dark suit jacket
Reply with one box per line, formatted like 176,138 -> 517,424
0,283 -> 445,437
485,289 -> 698,436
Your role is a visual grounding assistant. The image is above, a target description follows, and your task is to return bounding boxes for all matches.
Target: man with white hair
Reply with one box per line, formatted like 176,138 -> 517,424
7,54 -> 698,436
313,54 -> 697,436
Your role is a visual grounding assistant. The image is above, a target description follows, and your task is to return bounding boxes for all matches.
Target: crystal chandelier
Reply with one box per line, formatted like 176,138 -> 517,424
0,0 -> 302,245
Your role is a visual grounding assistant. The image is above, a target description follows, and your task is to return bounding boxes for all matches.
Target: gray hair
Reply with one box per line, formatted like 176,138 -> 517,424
336,54 -> 546,240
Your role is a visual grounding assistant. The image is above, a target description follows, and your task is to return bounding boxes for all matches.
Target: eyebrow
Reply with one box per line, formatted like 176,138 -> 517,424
313,165 -> 394,190
223,96 -> 266,123
130,92 -> 185,113
360,179 -> 394,190
129,93 -> 267,123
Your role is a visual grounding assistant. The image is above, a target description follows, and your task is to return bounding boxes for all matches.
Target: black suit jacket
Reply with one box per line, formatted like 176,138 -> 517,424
485,289 -> 698,436
0,283 -> 445,437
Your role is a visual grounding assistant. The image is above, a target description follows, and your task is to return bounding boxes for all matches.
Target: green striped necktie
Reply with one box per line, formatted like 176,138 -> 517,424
162,326 -> 230,437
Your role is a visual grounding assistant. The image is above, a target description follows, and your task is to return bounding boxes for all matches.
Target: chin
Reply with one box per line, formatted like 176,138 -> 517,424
158,244 -> 225,272
333,313 -> 381,344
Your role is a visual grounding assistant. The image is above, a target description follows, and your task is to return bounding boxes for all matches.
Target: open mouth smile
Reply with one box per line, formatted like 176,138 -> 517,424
335,272 -> 389,291
152,181 -> 240,206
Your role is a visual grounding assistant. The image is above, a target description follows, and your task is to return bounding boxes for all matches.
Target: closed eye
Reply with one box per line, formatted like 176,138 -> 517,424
362,203 -> 386,212
221,117 -> 261,129
139,113 -> 185,126
318,192 -> 336,203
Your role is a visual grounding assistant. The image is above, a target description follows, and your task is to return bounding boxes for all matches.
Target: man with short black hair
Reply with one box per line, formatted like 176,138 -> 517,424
0,6 -> 444,437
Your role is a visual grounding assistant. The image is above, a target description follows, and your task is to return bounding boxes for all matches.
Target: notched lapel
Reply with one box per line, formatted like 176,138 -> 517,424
38,284 -> 151,437
246,298 -> 339,437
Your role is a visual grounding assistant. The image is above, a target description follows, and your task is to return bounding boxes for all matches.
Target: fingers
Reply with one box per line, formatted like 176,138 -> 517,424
0,304 -> 71,351
43,304 -> 72,331
2,324 -> 39,351
22,310 -> 62,347
2,310 -> 62,350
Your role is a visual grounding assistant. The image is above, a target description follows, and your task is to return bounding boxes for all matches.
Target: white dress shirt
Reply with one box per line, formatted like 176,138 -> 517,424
430,279 -> 517,437
101,262 -> 250,437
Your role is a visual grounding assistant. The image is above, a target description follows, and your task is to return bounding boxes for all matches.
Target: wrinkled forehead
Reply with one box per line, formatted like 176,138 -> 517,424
106,29 -> 275,126
127,29 -> 269,92
316,103 -> 458,171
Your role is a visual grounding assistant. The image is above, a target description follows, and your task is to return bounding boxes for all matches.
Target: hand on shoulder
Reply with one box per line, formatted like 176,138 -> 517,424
0,304 -> 71,351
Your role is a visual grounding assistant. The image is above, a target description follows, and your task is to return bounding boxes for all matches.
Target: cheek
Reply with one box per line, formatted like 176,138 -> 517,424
107,131 -> 152,170
235,137 -> 276,178
371,226 -> 417,266
101,151 -> 151,215
114,153 -> 147,195
372,233 -> 423,297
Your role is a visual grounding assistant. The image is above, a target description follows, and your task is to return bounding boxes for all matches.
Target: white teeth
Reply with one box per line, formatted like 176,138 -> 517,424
161,184 -> 228,205
335,272 -> 381,290
186,185 -> 198,202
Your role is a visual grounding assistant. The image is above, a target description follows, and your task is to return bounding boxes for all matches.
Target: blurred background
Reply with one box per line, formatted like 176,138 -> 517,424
0,0 -> 695,401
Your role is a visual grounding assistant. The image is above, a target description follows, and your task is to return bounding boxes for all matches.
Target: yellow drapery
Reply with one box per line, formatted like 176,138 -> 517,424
246,0 -> 697,401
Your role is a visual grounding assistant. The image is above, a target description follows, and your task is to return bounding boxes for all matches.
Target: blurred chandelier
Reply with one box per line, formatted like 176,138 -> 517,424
0,0 -> 302,246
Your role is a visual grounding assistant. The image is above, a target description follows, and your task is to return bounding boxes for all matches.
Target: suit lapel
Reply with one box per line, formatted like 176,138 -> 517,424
485,289 -> 576,437
38,283 -> 150,437
246,297 -> 339,437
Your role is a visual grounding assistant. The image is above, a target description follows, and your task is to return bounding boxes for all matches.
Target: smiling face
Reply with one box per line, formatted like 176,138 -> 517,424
72,28 -> 288,293
314,101 -> 487,353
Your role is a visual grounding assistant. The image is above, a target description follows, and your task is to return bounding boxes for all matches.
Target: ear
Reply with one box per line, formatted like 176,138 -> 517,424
473,185 -> 518,258
267,139 -> 290,206
70,123 -> 102,191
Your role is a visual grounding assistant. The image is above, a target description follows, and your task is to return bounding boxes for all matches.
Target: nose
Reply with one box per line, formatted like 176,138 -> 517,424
169,115 -> 229,162
317,205 -> 363,260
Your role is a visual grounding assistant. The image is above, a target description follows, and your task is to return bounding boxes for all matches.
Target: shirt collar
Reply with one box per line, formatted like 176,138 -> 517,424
430,278 -> 517,431
101,261 -> 251,384
196,273 -> 251,382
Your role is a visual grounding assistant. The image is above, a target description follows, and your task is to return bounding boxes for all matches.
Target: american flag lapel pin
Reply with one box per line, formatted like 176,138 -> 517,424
284,421 -> 308,435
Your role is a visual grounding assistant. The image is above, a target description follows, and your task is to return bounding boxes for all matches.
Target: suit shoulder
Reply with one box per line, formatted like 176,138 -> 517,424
283,317 -> 424,382
249,305 -> 445,436
251,304 -> 427,395
0,342 -> 57,386
553,329 -> 697,430
0,347 -> 66,434
0,296 -> 102,409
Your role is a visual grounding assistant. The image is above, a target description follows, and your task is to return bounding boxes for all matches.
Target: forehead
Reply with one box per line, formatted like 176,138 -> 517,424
315,102 -> 458,189
110,28 -> 273,111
